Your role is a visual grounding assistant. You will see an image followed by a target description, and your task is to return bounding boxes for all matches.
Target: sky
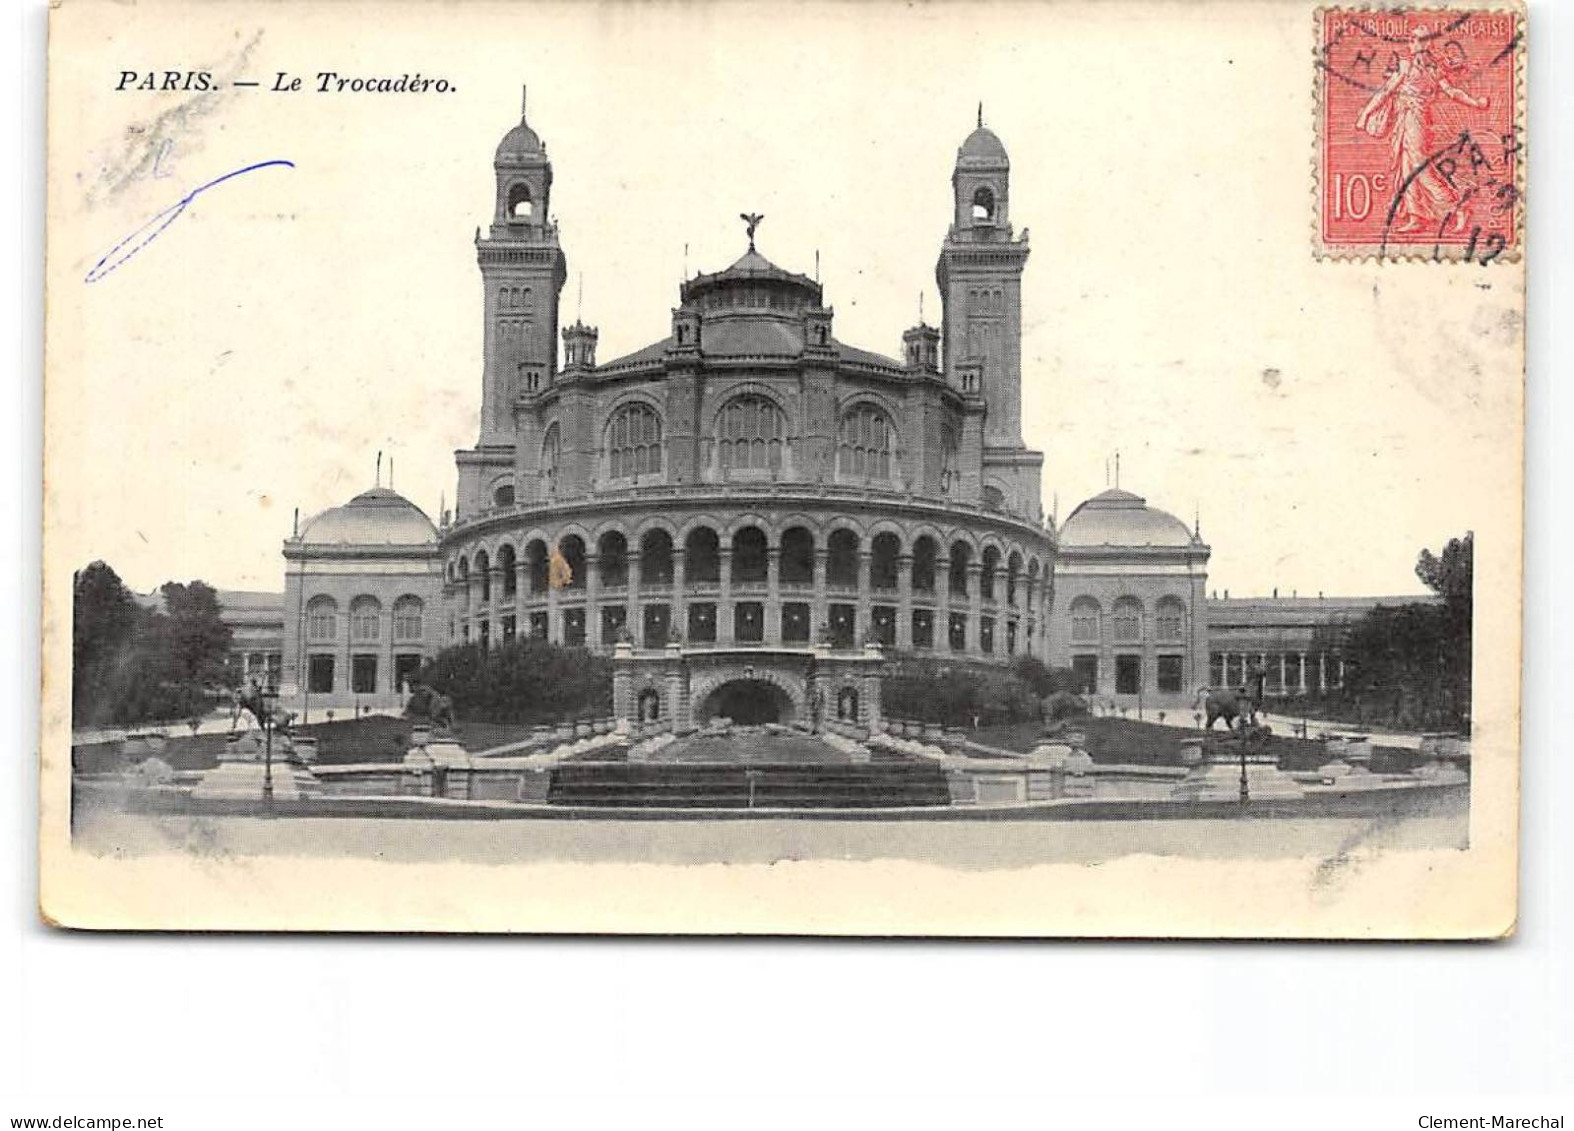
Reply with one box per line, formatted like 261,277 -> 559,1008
47,1 -> 1522,601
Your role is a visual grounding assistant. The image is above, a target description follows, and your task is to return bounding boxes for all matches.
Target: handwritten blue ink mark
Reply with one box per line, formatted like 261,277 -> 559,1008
84,159 -> 295,283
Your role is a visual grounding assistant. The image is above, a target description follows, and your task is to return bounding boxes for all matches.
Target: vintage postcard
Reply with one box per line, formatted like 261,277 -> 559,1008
40,0 -> 1525,936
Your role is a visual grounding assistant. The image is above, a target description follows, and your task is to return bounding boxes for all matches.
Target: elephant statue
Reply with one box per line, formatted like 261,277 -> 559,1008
1195,669 -> 1266,732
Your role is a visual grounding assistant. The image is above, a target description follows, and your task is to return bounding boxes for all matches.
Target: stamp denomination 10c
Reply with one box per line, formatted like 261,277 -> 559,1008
1316,7 -> 1522,262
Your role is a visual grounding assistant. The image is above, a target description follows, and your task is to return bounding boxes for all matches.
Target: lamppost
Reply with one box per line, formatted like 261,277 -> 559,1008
260,674 -> 280,807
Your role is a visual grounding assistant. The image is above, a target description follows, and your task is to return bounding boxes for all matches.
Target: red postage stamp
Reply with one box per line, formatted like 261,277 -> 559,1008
1315,7 -> 1523,261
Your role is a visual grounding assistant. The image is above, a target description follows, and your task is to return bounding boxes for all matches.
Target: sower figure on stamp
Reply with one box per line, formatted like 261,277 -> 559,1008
1356,26 -> 1492,235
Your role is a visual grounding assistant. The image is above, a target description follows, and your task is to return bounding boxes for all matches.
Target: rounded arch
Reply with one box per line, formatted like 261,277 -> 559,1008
821,514 -> 868,542
639,527 -> 675,587
730,525 -> 769,584
597,529 -> 630,588
475,549 -> 495,603
506,182 -> 534,219
550,520 -> 593,547
488,474 -> 516,509
836,399 -> 899,481
710,386 -> 790,476
683,524 -> 722,584
392,594 -> 425,642
349,595 -> 382,642
770,512 -> 823,541
676,513 -> 726,545
603,399 -> 664,480
1069,595 -> 1102,643
632,514 -> 680,544
1111,595 -> 1144,642
539,422 -> 562,494
689,666 -> 808,724
589,516 -> 634,544
971,184 -> 996,221
722,511 -> 774,541
306,594 -> 339,640
911,533 -> 940,593
707,380 -> 791,429
779,525 -> 816,586
1155,594 -> 1187,642
870,530 -> 902,591
826,527 -> 862,589
496,543 -> 518,600
864,517 -> 908,545
524,538 -> 550,594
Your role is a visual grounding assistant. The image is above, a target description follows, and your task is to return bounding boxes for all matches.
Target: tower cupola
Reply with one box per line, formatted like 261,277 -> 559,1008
492,87 -> 554,238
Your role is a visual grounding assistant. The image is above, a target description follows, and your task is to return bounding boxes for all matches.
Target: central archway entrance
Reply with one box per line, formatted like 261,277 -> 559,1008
700,678 -> 793,726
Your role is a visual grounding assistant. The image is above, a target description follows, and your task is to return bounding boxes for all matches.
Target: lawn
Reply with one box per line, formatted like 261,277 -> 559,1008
71,714 -> 548,773
970,716 -> 1330,767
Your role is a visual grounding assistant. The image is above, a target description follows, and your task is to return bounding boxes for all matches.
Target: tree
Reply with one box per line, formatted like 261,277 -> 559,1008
72,564 -> 236,727
158,580 -> 234,690
1331,532 -> 1473,732
72,562 -> 139,726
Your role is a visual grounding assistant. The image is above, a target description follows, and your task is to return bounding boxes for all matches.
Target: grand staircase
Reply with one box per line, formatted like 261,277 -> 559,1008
546,759 -> 951,809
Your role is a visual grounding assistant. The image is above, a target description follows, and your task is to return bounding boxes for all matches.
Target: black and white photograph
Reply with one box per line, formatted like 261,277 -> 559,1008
40,0 -> 1521,936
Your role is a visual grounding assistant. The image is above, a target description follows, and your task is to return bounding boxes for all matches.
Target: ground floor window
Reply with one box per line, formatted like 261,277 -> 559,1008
308,654 -> 335,694
394,653 -> 422,693
1157,654 -> 1184,693
602,604 -> 627,644
1115,653 -> 1142,695
979,616 -> 995,655
1210,652 -> 1225,686
1072,654 -> 1098,694
563,608 -> 586,647
478,620 -> 490,649
870,605 -> 896,648
735,601 -> 764,643
828,603 -> 856,649
501,614 -> 516,644
911,609 -> 934,650
689,602 -> 717,643
643,604 -> 670,647
949,612 -> 967,652
529,611 -> 548,639
1005,621 -> 1017,655
352,654 -> 378,695
781,602 -> 810,643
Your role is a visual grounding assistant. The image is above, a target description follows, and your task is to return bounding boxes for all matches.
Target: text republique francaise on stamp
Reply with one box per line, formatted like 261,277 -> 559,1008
1315,7 -> 1522,262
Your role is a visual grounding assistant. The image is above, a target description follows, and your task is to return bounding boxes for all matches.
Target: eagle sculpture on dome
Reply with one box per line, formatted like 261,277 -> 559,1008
739,212 -> 764,250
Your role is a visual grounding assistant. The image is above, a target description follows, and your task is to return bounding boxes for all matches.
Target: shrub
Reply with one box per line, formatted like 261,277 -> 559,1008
884,658 -> 1043,729
413,639 -> 612,725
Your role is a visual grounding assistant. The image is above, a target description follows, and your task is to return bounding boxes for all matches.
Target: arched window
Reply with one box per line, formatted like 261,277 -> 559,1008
716,395 -> 785,473
871,532 -> 901,591
1156,597 -> 1186,642
939,424 -> 959,494
474,550 -> 491,604
912,536 -> 938,593
393,596 -> 424,642
972,185 -> 996,221
350,596 -> 381,642
980,546 -> 1001,601
685,527 -> 720,584
493,482 -> 515,509
540,424 -> 561,496
983,485 -> 1006,513
827,529 -> 860,589
507,183 -> 533,219
607,403 -> 663,479
497,544 -> 517,600
1070,597 -> 1101,643
306,596 -> 338,641
838,404 -> 895,480
1112,597 -> 1143,643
